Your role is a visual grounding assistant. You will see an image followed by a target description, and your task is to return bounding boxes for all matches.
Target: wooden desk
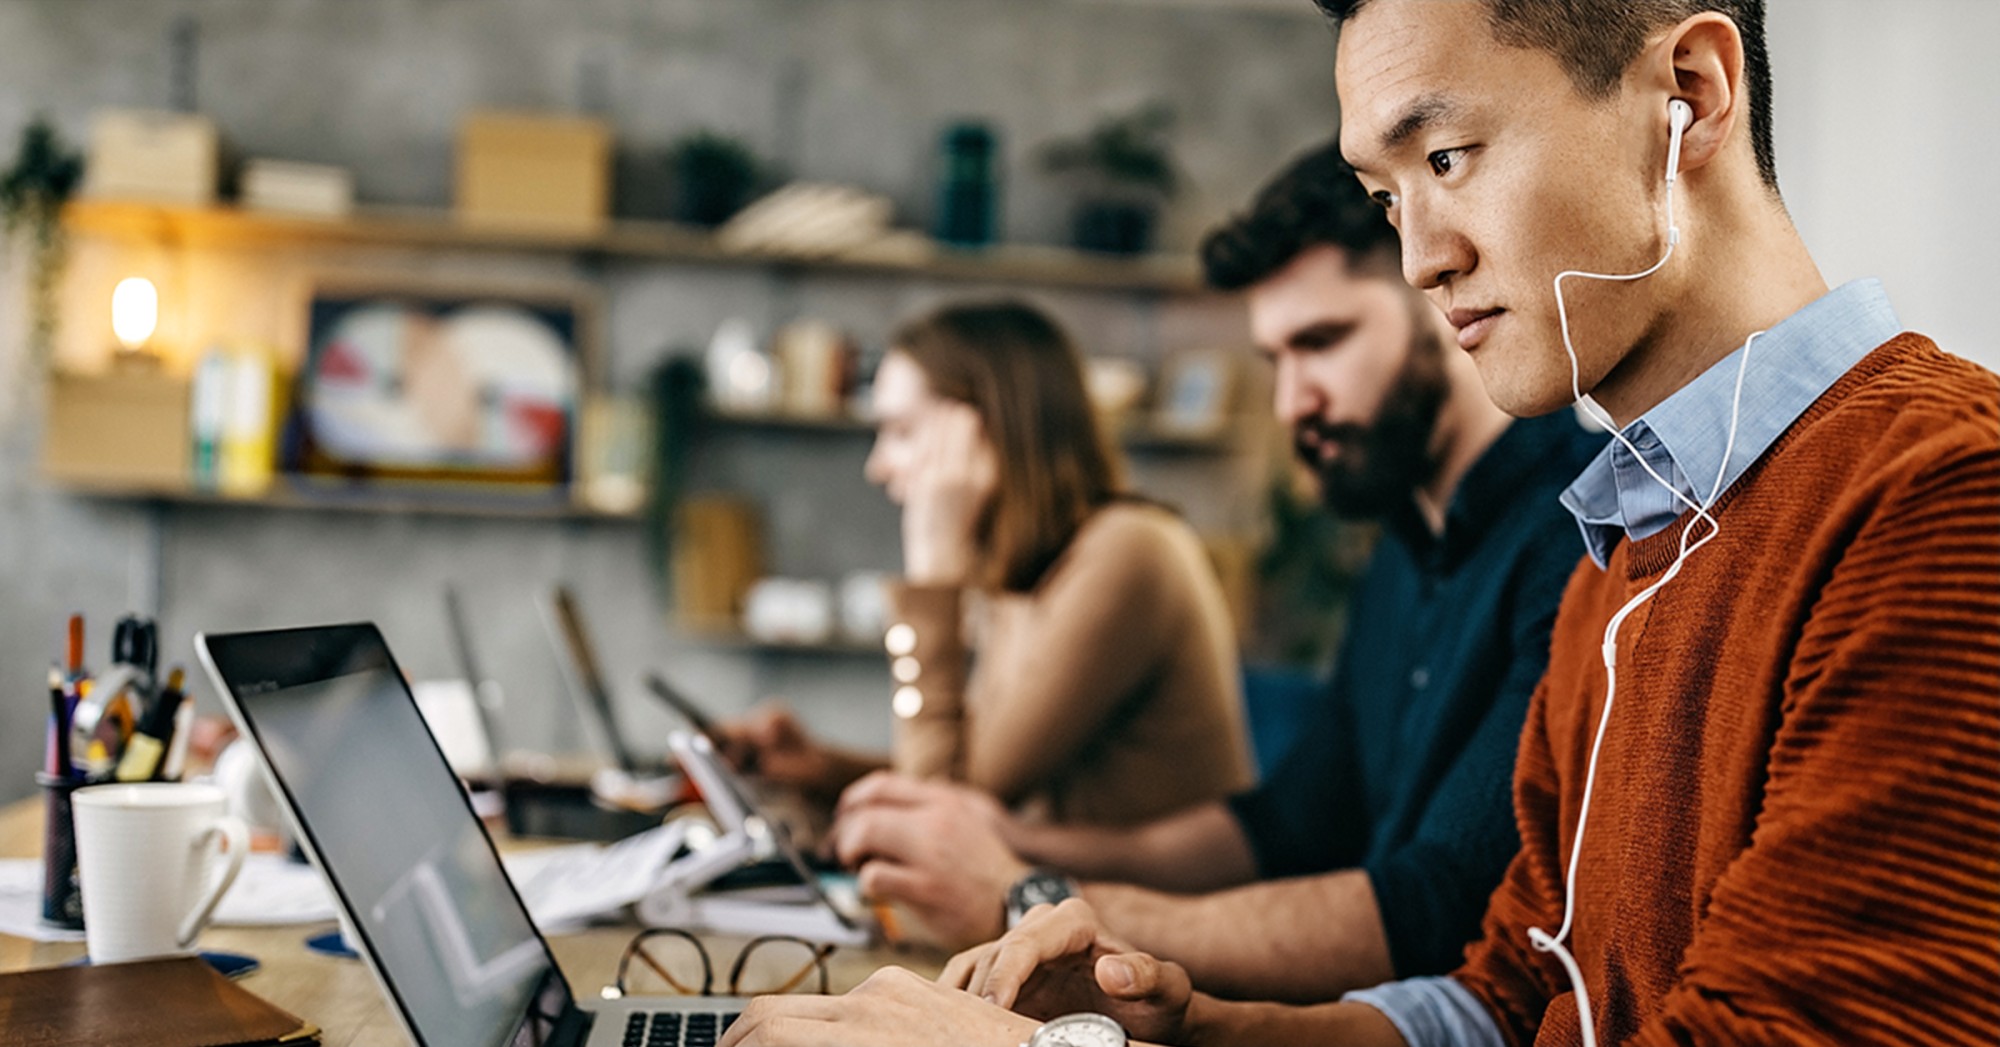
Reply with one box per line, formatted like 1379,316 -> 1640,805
0,798 -> 941,1047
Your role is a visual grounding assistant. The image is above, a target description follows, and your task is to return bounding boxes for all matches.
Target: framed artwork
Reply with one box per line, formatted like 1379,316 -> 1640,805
1152,348 -> 1239,437
286,278 -> 598,492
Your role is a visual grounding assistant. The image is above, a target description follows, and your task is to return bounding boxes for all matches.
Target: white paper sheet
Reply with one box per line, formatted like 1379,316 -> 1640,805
0,820 -> 683,944
0,853 -> 341,942
212,853 -> 339,926
502,821 -> 686,931
0,859 -> 87,942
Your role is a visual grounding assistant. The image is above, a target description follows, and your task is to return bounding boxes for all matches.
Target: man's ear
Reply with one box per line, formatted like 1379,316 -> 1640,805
1646,12 -> 1748,177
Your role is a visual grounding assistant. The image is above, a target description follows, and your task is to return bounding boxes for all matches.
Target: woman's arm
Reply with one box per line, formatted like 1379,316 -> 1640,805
895,508 -> 1203,803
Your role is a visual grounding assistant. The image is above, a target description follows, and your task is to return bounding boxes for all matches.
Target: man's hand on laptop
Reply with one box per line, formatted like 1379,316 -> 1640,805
941,898 -> 1194,1044
828,772 -> 1027,947
717,966 -> 1039,1047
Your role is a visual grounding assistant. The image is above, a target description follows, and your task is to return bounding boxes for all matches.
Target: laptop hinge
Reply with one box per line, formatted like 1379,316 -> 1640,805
545,1004 -> 593,1047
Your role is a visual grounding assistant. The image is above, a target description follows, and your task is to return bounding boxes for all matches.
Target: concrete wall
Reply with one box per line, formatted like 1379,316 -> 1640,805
0,0 -> 1337,802
1768,0 -> 2000,374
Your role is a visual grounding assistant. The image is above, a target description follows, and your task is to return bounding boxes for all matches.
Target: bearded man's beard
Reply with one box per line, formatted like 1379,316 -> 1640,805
1294,319 -> 1450,520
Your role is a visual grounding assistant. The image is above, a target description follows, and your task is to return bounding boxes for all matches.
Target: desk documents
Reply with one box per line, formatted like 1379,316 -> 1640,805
503,821 -> 688,929
2,822 -> 684,944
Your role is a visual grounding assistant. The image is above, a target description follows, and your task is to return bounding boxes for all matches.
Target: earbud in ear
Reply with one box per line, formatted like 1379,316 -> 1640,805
1666,100 -> 1693,186
1663,99 -> 1692,247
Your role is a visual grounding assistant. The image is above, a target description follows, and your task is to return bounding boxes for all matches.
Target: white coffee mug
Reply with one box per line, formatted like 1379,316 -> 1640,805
71,781 -> 248,964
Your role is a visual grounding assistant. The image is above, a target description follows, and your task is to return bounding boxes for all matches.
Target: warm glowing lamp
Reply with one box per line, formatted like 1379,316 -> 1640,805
111,277 -> 159,358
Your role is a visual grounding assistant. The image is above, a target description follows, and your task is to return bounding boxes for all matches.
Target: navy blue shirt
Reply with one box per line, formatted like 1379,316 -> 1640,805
1229,410 -> 1602,978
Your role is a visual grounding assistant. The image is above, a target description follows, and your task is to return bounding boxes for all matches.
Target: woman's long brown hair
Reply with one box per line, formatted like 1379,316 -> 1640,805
891,301 -> 1125,593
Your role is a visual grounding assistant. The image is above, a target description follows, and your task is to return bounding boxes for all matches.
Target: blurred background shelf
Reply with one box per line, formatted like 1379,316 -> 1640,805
62,199 -> 1208,295
52,476 -> 643,522
704,406 -> 1250,454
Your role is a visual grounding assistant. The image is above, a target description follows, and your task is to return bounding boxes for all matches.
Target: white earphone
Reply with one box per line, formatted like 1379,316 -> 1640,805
1665,99 -> 1692,240
1531,97 -> 1764,1047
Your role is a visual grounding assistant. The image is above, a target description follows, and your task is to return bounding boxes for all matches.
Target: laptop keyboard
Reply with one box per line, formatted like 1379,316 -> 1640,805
624,1011 -> 736,1047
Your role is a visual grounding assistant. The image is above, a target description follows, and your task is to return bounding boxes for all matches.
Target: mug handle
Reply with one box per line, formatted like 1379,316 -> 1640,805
176,814 -> 250,949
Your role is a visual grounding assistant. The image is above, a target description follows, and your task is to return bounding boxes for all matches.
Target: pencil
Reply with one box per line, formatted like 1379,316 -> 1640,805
871,901 -> 905,947
65,614 -> 83,681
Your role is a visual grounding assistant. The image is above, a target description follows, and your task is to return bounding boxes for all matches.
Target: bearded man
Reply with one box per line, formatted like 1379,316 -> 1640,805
817,141 -> 1602,1002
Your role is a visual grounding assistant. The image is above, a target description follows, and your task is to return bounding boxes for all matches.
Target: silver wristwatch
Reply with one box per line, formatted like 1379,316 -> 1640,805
1005,868 -> 1081,928
1023,1012 -> 1128,1047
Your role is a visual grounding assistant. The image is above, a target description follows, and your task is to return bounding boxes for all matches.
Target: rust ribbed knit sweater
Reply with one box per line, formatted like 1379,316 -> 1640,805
1454,334 -> 2000,1046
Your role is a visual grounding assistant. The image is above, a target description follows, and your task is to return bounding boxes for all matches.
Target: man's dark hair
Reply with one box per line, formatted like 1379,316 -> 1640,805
1316,0 -> 1776,190
1201,140 -> 1400,292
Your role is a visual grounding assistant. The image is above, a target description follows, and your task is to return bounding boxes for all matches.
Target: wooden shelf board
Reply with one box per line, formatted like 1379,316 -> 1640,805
64,198 -> 1207,294
53,476 -> 642,522
703,407 -> 1244,453
705,408 -> 875,434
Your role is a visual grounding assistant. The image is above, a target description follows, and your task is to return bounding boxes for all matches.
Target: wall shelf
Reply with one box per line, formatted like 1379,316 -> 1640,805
53,476 -> 643,523
704,406 -> 1248,454
63,199 -> 1209,295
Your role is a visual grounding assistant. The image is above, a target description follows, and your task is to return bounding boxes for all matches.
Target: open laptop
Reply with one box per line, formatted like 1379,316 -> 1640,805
197,623 -> 744,1047
540,586 -> 643,775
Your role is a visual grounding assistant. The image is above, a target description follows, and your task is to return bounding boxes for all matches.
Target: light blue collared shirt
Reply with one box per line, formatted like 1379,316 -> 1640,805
1559,279 -> 1903,567
1346,977 -> 1504,1047
1345,279 -> 1904,1047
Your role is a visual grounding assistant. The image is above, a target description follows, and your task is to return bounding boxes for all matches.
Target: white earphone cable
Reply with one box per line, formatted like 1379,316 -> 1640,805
1525,115 -> 1764,1047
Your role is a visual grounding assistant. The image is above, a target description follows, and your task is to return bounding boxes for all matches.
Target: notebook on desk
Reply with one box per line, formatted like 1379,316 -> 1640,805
196,623 -> 747,1047
0,955 -> 319,1047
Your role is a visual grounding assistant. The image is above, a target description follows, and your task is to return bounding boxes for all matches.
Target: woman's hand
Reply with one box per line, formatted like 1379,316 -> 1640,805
715,704 -> 841,794
900,402 -> 1000,586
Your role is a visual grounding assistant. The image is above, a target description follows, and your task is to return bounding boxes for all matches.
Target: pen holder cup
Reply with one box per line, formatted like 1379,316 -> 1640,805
37,772 -> 85,930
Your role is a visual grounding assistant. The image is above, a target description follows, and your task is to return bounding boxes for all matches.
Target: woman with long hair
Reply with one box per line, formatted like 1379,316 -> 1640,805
725,300 -> 1252,826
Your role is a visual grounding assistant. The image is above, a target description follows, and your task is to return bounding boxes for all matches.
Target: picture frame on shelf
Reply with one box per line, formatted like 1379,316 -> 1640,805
284,275 -> 599,494
1151,348 -> 1238,438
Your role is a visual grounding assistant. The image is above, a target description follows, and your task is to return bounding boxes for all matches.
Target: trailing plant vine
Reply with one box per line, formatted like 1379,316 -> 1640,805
1,116 -> 85,378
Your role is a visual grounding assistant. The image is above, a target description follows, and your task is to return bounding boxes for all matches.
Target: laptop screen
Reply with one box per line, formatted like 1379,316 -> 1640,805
202,625 -> 571,1047
543,587 -> 640,774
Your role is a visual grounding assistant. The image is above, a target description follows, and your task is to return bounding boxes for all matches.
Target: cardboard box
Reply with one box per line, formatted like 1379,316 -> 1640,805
455,111 -> 611,235
240,158 -> 354,218
81,109 -> 219,206
42,369 -> 192,492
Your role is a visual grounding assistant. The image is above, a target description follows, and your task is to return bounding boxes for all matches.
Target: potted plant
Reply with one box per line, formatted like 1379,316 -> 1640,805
1039,103 -> 1177,255
666,130 -> 765,228
1,116 -> 85,375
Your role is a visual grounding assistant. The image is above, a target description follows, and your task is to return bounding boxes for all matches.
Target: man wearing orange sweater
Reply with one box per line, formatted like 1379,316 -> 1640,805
717,2 -> 1998,1046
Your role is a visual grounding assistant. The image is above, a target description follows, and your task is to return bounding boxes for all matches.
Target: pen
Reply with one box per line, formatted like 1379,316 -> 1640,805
47,666 -> 70,778
870,900 -> 904,947
160,695 -> 195,782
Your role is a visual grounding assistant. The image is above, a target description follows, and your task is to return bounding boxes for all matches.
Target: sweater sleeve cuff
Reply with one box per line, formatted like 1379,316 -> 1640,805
885,583 -> 970,719
1343,977 -> 1505,1047
886,583 -> 973,781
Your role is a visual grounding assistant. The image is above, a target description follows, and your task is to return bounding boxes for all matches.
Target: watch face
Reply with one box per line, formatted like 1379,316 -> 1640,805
1019,873 -> 1074,909
1034,1013 -> 1126,1047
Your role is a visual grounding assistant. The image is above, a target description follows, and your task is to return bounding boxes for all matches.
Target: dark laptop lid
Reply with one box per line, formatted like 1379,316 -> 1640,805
542,587 -> 642,775
198,624 -> 582,1047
